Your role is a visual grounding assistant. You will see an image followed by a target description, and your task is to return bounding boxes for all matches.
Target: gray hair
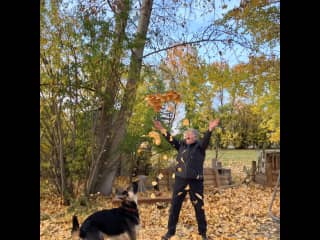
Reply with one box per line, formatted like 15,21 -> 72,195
184,128 -> 199,140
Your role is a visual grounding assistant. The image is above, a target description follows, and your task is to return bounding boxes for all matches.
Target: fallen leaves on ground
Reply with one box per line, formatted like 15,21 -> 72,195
40,182 -> 279,240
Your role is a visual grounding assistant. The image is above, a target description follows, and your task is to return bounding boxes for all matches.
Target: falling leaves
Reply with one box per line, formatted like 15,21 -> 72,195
41,181 -> 279,240
148,131 -> 161,145
182,118 -> 189,126
145,91 -> 181,112
160,128 -> 168,136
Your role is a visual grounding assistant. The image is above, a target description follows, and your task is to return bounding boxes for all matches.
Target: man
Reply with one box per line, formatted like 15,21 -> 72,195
153,119 -> 220,240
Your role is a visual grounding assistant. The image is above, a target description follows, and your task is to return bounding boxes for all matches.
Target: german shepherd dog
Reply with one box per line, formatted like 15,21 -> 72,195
72,181 -> 139,240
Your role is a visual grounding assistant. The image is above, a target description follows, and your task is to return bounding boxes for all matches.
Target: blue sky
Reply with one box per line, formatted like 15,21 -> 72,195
148,0 -> 279,135
55,0 -> 279,135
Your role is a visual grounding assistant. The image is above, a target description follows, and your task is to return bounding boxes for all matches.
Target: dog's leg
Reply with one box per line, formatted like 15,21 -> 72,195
85,231 -> 104,240
126,228 -> 137,240
71,216 -> 80,240
108,234 -> 128,240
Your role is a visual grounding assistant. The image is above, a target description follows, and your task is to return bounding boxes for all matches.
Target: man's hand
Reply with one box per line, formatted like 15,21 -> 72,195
208,119 -> 220,131
153,120 -> 164,131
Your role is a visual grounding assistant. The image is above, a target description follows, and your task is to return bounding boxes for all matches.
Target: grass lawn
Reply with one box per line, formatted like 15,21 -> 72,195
205,149 -> 259,167
205,149 -> 260,183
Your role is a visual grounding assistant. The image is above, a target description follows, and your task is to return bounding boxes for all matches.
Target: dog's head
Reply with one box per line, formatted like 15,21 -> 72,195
115,181 -> 139,205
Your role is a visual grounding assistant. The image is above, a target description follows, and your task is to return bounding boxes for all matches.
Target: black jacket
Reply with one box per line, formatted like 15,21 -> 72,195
161,130 -> 212,179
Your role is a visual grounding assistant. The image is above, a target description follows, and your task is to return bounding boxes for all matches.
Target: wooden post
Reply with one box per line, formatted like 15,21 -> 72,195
213,168 -> 221,189
211,158 -> 217,168
251,161 -> 256,181
266,156 -> 273,187
217,161 -> 222,169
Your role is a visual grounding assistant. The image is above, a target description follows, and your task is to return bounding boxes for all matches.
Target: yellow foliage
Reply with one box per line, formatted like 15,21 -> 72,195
145,91 -> 181,112
182,118 -> 189,126
148,131 -> 161,145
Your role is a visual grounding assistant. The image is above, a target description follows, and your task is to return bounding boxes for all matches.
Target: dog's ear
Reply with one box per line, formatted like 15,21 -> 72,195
132,181 -> 139,194
126,180 -> 139,194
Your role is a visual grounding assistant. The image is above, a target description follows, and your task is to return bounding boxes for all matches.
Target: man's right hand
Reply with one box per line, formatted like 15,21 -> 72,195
153,120 -> 164,131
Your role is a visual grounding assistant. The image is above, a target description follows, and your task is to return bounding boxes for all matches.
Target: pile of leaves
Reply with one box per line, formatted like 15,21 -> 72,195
40,181 -> 279,240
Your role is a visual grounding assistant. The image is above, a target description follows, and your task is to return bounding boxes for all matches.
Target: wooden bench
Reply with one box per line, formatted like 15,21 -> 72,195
112,196 -> 173,205
158,167 -> 232,190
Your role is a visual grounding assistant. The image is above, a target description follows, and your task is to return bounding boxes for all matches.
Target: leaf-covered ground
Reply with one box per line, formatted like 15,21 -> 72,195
40,180 -> 279,240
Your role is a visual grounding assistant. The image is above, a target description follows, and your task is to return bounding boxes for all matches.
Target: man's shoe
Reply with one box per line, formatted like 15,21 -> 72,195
161,232 -> 174,240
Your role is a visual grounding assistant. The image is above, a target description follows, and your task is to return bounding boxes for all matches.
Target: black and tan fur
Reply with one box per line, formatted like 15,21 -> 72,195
72,181 -> 139,240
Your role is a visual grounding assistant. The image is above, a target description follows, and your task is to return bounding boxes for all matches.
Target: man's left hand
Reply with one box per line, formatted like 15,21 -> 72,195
208,119 -> 220,131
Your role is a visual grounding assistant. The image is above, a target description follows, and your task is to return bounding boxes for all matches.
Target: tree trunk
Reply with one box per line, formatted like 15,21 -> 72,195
96,0 -> 154,195
86,0 -> 131,195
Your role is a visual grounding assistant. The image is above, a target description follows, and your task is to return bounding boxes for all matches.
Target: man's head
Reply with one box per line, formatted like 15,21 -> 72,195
184,128 -> 199,145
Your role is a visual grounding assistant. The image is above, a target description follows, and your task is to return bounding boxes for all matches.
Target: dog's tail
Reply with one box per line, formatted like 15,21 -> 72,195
71,215 -> 80,240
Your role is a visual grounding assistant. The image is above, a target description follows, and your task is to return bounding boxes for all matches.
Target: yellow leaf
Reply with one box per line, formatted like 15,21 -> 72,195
182,118 -> 189,126
195,193 -> 203,200
172,173 -> 175,179
155,138 -> 161,145
151,181 -> 158,186
160,128 -> 167,136
177,192 -> 183,196
148,131 -> 161,145
177,167 -> 182,172
158,173 -> 164,179
167,104 -> 175,112
150,193 -> 156,199
169,136 -> 173,142
162,155 -> 168,160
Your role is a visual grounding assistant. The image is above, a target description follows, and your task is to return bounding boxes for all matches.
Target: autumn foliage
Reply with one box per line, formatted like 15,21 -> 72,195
145,90 -> 181,112
41,180 -> 279,240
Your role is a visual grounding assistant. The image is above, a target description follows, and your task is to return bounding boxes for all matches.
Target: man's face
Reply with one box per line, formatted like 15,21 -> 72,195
184,131 -> 197,145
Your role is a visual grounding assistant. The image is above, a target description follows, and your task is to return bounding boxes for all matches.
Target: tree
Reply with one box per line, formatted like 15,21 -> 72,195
41,0 -> 280,200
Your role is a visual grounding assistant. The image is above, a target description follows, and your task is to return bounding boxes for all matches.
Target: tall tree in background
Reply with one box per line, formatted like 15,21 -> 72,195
92,0 -> 154,195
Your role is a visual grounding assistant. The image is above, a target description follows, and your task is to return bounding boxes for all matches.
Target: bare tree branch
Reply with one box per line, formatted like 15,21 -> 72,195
143,38 -> 227,58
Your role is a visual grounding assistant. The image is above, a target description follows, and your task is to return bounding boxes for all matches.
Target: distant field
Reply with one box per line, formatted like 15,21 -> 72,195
205,149 -> 260,183
205,149 -> 259,167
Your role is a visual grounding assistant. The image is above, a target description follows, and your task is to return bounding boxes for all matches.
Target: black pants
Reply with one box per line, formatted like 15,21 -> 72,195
167,176 -> 207,236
